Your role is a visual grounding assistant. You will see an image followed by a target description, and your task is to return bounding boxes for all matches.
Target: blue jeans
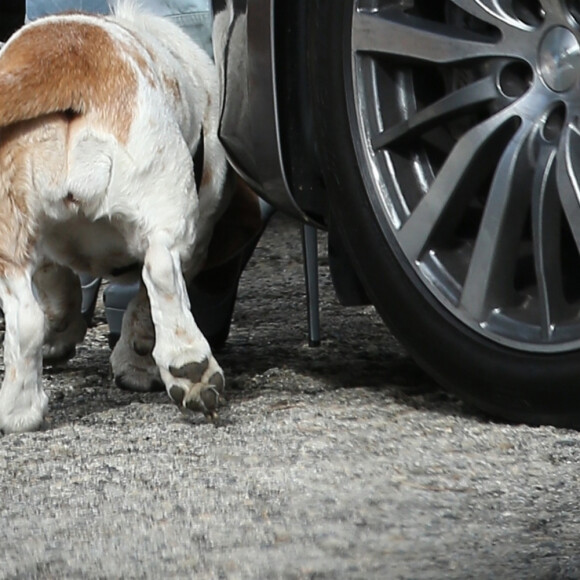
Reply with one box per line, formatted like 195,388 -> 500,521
25,0 -> 213,54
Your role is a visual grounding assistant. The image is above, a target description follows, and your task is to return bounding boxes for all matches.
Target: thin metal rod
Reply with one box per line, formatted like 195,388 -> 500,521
302,224 -> 321,347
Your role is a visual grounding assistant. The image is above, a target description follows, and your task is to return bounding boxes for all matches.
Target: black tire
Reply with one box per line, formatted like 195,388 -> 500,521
310,0 -> 580,426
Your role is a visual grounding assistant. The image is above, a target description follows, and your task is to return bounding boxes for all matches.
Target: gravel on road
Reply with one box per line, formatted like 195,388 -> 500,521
2,215 -> 580,579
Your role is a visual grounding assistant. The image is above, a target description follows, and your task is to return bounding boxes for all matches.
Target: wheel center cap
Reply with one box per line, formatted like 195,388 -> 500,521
539,27 -> 580,92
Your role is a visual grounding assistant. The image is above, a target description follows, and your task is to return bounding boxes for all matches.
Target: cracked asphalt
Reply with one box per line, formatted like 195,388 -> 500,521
2,215 -> 580,579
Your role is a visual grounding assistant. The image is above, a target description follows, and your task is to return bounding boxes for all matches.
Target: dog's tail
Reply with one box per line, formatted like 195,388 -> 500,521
0,16 -> 136,139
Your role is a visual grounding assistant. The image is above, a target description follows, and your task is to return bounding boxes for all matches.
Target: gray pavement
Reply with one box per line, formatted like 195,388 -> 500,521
2,216 -> 580,579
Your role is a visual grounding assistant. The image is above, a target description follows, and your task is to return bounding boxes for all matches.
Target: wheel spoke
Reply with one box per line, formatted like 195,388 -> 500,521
449,0 -> 529,30
459,119 -> 533,320
353,9 -> 524,64
531,146 -> 563,339
557,123 -> 580,255
372,75 -> 501,149
538,0 -> 568,20
397,95 -> 531,260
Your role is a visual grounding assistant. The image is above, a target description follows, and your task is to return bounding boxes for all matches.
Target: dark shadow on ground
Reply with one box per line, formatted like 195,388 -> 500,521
33,214 -> 491,431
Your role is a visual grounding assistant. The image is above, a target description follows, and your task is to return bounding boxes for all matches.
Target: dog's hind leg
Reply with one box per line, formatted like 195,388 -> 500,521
33,262 -> 87,364
141,233 -> 225,421
0,266 -> 48,433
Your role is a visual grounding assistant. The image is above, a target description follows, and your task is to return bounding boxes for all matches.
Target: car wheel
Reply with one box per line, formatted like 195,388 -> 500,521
311,0 -> 580,426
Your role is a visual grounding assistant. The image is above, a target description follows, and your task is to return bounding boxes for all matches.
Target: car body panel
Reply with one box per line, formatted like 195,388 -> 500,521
212,0 -> 309,221
212,0 -> 370,306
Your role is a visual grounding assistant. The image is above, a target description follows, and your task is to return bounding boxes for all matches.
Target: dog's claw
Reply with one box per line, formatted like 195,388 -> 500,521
206,411 -> 219,426
170,380 -> 223,423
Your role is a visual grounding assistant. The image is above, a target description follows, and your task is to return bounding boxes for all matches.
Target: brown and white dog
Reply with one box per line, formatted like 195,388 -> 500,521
0,1 -> 241,433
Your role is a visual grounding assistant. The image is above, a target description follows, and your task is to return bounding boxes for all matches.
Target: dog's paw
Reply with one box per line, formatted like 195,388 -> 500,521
110,332 -> 164,392
43,312 -> 86,365
0,391 -> 48,434
166,357 -> 225,421
114,367 -> 165,392
43,343 -> 77,365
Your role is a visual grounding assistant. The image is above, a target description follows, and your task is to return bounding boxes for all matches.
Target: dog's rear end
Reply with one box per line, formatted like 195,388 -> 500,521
0,2 -> 230,433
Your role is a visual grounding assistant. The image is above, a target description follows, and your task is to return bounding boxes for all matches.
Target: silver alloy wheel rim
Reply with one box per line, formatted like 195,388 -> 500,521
351,0 -> 580,353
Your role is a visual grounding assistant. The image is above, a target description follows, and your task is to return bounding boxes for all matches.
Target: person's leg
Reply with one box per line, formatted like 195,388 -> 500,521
139,0 -> 213,55
25,0 -> 109,20
26,0 -> 213,54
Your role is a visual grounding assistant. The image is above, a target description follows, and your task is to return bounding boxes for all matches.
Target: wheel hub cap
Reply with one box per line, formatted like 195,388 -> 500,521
539,27 -> 580,92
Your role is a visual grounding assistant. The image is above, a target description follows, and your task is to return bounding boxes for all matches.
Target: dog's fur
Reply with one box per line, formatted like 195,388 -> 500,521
0,1 -> 235,433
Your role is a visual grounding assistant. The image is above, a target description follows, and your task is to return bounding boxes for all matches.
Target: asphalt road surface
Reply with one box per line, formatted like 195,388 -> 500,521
2,215 -> 580,579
